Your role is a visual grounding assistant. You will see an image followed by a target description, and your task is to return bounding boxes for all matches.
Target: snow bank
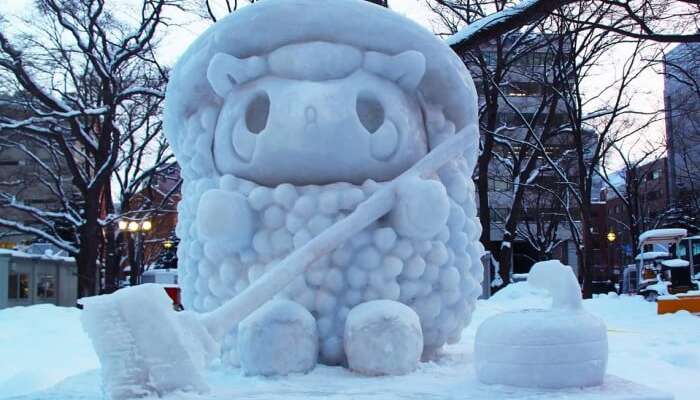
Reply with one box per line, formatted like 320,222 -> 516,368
4,284 -> 700,399
0,305 -> 97,398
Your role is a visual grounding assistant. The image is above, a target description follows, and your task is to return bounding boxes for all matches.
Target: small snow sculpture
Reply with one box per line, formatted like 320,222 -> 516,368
81,285 -> 218,399
238,299 -> 318,376
474,260 -> 608,389
344,300 -> 423,376
164,0 -> 483,373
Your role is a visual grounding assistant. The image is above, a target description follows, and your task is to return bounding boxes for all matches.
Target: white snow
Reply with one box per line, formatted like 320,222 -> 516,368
237,299 -> 318,376
528,260 -> 582,310
344,300 -> 423,376
476,261 -> 607,388
660,259 -> 690,268
4,285 -> 700,399
635,251 -> 670,261
638,229 -> 688,246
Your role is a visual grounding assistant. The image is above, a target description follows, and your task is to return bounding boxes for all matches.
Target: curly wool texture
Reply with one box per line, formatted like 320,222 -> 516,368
175,130 -> 483,365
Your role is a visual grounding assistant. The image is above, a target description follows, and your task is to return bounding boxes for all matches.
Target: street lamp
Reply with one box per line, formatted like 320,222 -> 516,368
607,229 -> 617,243
163,239 -> 174,250
116,218 -> 153,286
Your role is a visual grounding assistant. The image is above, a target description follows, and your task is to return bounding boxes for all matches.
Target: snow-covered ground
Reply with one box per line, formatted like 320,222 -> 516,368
1,284 -> 698,399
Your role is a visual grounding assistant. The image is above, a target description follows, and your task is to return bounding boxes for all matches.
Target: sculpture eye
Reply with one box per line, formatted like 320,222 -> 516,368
356,92 -> 385,133
245,92 -> 270,134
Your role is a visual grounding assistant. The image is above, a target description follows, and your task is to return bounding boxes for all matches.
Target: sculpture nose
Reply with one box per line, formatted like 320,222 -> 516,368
305,106 -> 317,124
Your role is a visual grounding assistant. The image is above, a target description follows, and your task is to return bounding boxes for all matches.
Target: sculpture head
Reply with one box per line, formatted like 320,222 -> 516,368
207,42 -> 429,186
164,0 -> 479,185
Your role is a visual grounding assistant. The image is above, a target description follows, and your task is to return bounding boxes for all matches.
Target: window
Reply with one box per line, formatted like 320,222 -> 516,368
37,274 -> 56,298
648,169 -> 661,181
647,190 -> 661,201
0,160 -> 20,166
503,82 -> 541,97
8,272 -> 30,299
488,177 -> 513,192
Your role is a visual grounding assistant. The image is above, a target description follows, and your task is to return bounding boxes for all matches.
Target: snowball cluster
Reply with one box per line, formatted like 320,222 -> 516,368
177,166 -> 483,365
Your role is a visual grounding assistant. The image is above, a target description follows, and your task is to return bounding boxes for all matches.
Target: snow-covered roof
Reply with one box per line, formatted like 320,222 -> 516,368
0,248 -> 74,262
638,228 -> 687,247
635,251 -> 670,261
660,259 -> 690,268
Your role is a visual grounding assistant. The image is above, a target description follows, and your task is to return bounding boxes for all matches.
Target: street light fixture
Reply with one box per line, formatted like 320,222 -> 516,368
607,230 -> 617,243
118,220 -> 128,231
127,221 -> 140,232
141,220 -> 152,232
163,240 -> 174,249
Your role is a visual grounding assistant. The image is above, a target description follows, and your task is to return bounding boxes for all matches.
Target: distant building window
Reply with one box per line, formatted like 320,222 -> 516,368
8,272 -> 30,299
0,160 -> 22,166
647,190 -> 661,201
37,274 -> 56,298
503,82 -> 541,97
648,169 -> 661,181
488,177 -> 513,192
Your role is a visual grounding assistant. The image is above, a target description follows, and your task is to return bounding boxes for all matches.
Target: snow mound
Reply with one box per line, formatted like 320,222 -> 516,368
344,300 -> 423,376
238,299 -> 318,376
0,305 -> 98,398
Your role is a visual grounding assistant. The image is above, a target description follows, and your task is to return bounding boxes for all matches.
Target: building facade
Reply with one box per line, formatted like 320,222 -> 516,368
664,42 -> 700,207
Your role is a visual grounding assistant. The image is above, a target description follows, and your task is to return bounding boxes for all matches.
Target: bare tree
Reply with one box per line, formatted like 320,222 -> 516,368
446,0 -> 700,53
0,0 -> 175,297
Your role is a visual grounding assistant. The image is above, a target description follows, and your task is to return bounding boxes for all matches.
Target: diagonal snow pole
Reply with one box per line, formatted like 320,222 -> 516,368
81,123 -> 477,400
200,123 -> 478,339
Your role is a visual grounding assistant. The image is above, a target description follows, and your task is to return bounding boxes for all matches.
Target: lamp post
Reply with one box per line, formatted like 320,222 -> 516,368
607,228 -> 617,281
117,218 -> 153,286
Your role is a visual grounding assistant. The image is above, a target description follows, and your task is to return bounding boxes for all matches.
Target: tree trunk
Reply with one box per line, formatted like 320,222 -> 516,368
76,202 -> 100,298
579,202 -> 594,299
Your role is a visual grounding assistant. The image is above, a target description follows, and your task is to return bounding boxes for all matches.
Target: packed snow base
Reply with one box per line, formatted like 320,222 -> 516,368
164,0 -> 483,370
6,287 -> 700,399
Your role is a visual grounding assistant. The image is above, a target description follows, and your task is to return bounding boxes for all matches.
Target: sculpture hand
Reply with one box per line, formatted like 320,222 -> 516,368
389,175 -> 449,240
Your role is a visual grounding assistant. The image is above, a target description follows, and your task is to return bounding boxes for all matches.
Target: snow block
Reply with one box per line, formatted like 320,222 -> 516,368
344,300 -> 423,376
80,284 -> 217,400
475,309 -> 608,388
475,260 -> 608,389
238,299 -> 318,376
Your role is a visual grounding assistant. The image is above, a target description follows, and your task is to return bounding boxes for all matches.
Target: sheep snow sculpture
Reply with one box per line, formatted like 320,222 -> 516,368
164,0 -> 483,376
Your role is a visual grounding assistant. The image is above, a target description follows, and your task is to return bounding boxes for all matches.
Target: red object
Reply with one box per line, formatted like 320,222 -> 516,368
163,286 -> 181,307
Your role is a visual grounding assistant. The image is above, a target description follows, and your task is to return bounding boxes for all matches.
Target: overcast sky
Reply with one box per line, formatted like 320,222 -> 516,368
3,0 -> 666,167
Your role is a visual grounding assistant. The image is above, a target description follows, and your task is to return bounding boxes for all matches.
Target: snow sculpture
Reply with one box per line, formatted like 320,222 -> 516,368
474,261 -> 608,388
238,299 -> 318,376
164,0 -> 483,371
344,300 -> 423,375
81,285 -> 218,400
